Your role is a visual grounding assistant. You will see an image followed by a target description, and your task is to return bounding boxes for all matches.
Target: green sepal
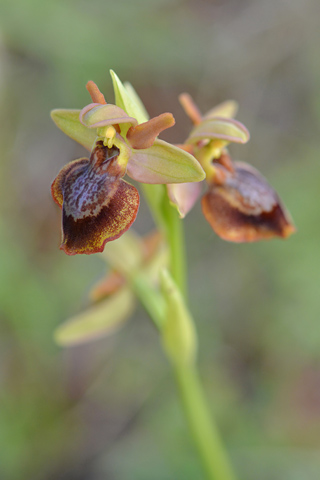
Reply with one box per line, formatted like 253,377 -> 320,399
127,139 -> 205,184
51,109 -> 97,151
160,269 -> 197,366
54,287 -> 135,346
203,100 -> 239,120
124,81 -> 150,122
110,70 -> 148,124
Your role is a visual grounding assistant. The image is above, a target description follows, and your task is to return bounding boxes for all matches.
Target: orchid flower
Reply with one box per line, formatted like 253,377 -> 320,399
168,94 -> 295,241
51,72 -> 205,255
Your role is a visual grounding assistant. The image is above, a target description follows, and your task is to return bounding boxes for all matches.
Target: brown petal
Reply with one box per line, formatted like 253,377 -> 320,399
126,113 -> 175,149
86,81 -> 107,104
178,93 -> 202,125
202,162 -> 295,242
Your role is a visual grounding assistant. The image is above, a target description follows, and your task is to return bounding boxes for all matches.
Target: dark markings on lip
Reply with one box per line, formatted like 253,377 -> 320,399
61,179 -> 140,255
202,162 -> 295,242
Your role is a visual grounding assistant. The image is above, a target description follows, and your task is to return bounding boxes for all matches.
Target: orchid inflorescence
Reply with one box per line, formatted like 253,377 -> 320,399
51,70 -> 296,480
52,71 -> 294,256
51,70 -> 295,347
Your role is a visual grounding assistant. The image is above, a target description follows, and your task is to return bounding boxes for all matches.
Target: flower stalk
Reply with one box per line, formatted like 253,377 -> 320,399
153,197 -> 237,480
174,362 -> 237,480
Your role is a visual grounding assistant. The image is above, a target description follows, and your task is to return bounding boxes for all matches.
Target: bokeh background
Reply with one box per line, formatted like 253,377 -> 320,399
1,0 -> 320,479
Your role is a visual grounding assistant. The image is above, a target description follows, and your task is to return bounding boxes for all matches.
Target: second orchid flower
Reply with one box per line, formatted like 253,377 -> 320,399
168,93 -> 295,242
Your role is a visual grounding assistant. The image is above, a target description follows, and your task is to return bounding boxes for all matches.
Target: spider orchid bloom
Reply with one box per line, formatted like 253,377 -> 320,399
168,94 -> 295,242
51,75 -> 205,255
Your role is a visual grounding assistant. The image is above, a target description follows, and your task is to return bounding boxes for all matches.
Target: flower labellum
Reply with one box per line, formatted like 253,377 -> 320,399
51,141 -> 139,255
202,161 -> 296,242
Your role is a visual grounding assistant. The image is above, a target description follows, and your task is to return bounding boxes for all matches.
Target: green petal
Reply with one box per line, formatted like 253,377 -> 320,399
110,70 -> 148,124
127,139 -> 205,184
54,287 -> 135,346
186,117 -> 250,145
51,109 -> 97,151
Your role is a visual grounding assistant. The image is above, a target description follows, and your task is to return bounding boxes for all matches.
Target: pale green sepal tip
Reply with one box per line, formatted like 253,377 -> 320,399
160,269 -> 197,366
110,70 -> 148,124
124,81 -> 150,122
54,288 -> 135,347
51,109 -> 97,151
203,100 -> 239,119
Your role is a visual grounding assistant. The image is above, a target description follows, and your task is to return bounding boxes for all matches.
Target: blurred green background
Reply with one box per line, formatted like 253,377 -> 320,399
0,0 -> 320,478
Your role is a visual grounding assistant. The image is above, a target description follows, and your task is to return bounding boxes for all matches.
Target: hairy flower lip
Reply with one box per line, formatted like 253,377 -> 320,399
59,177 -> 140,255
202,161 -> 296,242
52,141 -> 140,255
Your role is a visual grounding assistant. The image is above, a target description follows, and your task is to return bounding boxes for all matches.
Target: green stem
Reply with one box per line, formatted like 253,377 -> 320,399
142,184 -> 237,480
141,183 -> 167,232
166,203 -> 236,480
141,183 -> 186,296
174,362 -> 236,480
162,197 -> 187,297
